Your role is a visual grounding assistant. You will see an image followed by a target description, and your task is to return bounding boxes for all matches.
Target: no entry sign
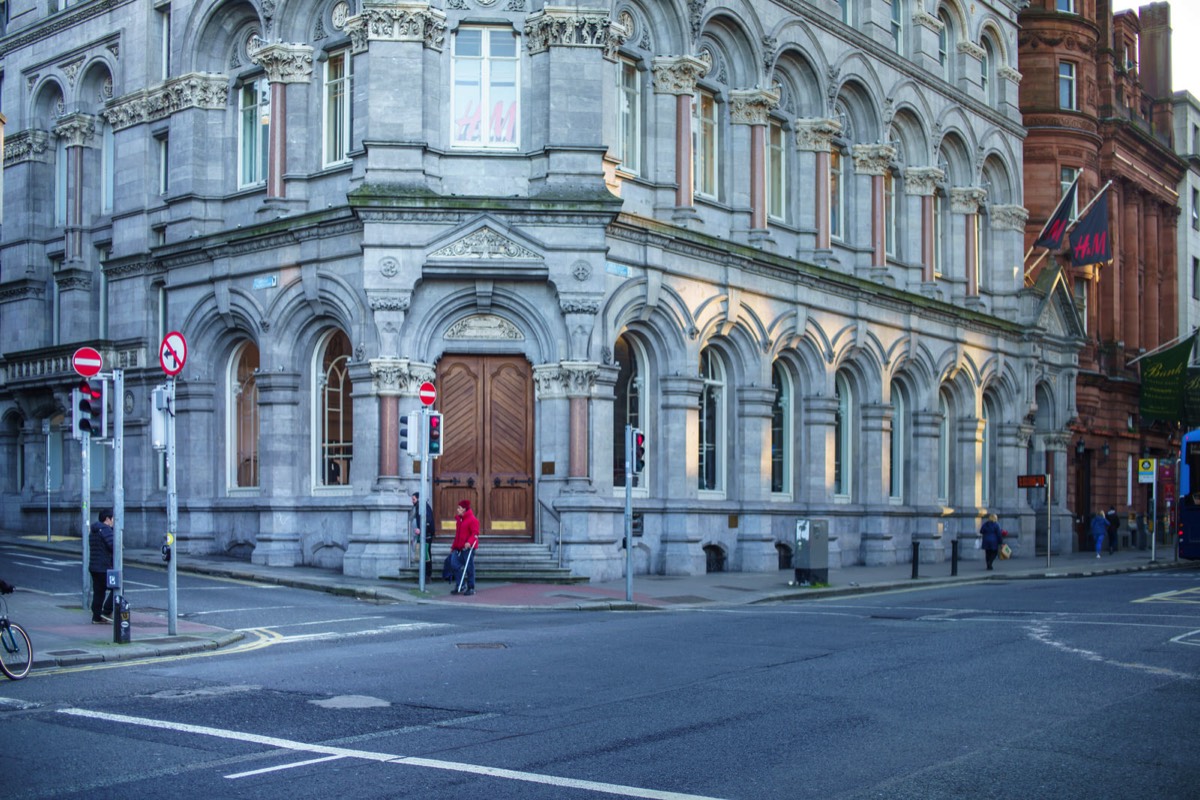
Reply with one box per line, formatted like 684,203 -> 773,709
418,381 -> 437,406
159,331 -> 188,376
72,347 -> 103,378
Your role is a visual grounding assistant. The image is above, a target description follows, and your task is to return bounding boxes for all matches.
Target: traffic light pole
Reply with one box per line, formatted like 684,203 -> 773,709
166,377 -> 178,634
111,368 -> 126,643
417,405 -> 431,593
624,424 -> 633,602
80,429 -> 91,611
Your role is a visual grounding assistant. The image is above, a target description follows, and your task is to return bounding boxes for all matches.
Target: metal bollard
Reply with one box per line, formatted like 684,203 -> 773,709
911,541 -> 920,579
951,539 -> 959,576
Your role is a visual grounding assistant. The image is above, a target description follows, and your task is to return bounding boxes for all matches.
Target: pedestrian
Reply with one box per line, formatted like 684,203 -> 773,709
1090,511 -> 1109,558
451,500 -> 479,595
1105,506 -> 1120,554
89,509 -> 115,623
979,513 -> 1004,570
0,578 -> 13,594
411,491 -> 435,580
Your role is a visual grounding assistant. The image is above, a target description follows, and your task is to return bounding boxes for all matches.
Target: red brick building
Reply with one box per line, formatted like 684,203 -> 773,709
1019,0 -> 1185,548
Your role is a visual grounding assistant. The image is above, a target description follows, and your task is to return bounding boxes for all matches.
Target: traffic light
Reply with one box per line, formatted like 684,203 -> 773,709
428,412 -> 443,457
633,428 -> 646,474
73,379 -> 105,439
400,412 -> 420,456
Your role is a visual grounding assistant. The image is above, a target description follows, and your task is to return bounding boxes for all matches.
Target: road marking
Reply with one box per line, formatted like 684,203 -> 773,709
1025,623 -> 1198,680
236,622 -> 443,644
226,754 -> 347,779
183,605 -> 299,616
1169,628 -> 1200,647
1134,587 -> 1200,604
58,708 -> 729,800
10,560 -> 63,572
242,615 -> 385,630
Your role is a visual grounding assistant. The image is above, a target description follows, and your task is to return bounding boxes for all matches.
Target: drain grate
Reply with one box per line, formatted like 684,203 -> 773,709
456,642 -> 507,649
45,649 -> 89,656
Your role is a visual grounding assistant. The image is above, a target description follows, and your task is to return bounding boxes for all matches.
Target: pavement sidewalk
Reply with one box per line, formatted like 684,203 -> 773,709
2,528 -> 1196,673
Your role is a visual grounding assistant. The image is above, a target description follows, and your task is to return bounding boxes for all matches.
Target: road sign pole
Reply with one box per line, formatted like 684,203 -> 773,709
625,424 -> 633,603
1046,472 -> 1052,569
112,368 -> 125,643
80,429 -> 91,611
419,406 -> 430,593
166,376 -> 178,634
44,420 -> 51,542
1151,472 -> 1158,564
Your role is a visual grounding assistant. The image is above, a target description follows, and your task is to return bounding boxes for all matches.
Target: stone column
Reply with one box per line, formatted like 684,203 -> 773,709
652,55 -> 709,214
251,370 -> 303,567
905,167 -> 943,284
956,415 -> 985,520
1160,205 -> 1180,344
1142,198 -> 1161,348
951,187 -> 987,298
173,379 -> 218,555
659,374 -> 705,574
250,41 -> 314,199
794,118 -> 842,252
369,358 -> 405,491
533,361 -> 601,486
51,113 -> 96,263
852,143 -> 896,269
859,402 -> 898,564
1122,182 -> 1142,352
730,87 -> 780,233
910,409 -> 945,543
990,204 -> 1029,292
734,384 -> 776,571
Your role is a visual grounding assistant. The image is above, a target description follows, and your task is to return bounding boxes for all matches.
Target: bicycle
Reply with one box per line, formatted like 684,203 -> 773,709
0,593 -> 33,680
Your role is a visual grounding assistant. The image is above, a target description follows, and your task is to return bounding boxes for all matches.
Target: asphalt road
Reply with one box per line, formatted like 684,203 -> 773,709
2,564 -> 1198,799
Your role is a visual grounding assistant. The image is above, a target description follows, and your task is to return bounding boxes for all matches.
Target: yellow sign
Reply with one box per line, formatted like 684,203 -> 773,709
165,532 -> 175,545
1138,459 -> 1157,484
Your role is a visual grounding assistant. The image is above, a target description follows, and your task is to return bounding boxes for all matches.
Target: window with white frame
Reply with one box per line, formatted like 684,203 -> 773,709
1056,0 -> 1075,13
1060,167 -> 1080,219
1192,257 -> 1200,301
889,382 -> 906,500
613,334 -> 646,490
316,330 -> 353,488
1074,277 -> 1088,333
834,372 -> 853,497
885,168 -> 898,258
157,134 -> 170,195
938,11 -> 952,83
982,395 -> 997,507
768,117 -> 787,220
933,187 -> 945,276
101,122 -> 114,214
1192,187 -> 1199,230
238,78 -> 269,187
1058,61 -> 1077,110
839,0 -> 854,26
323,50 -> 352,166
771,363 -> 792,494
159,4 -> 171,81
617,57 -> 642,174
451,26 -> 519,148
698,348 -> 725,493
937,391 -> 951,503
830,149 -> 844,240
980,38 -> 995,106
694,88 -> 720,199
229,340 -> 260,489
54,136 -> 68,225
891,1 -> 905,56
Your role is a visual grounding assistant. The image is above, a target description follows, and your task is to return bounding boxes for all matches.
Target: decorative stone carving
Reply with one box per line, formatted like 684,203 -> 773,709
4,130 -> 51,166
331,0 -> 351,29
729,87 -> 780,126
533,361 -> 600,399
52,113 -> 97,147
991,204 -> 1030,231
651,54 -> 708,95
571,260 -> 592,281
957,40 -> 985,61
379,256 -> 400,278
559,297 -> 601,314
345,1 -> 447,54
369,358 -> 404,394
950,186 -> 988,214
998,65 -> 1022,84
445,314 -> 524,340
252,42 -> 314,83
368,292 -> 411,311
913,9 -> 942,32
525,7 -> 628,62
430,227 -> 538,260
102,73 -> 229,132
793,118 -> 841,152
61,58 -> 85,87
851,143 -> 896,176
903,166 -> 945,196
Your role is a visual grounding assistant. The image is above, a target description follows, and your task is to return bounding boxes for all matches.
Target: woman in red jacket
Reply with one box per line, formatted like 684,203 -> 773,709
451,500 -> 479,595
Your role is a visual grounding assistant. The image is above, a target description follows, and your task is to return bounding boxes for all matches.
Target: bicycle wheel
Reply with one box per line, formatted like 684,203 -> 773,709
0,622 -> 33,680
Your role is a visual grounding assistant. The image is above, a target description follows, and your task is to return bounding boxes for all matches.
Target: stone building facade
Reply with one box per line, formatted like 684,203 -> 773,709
0,0 -> 1082,580
1173,90 -> 1200,347
1019,0 -> 1184,546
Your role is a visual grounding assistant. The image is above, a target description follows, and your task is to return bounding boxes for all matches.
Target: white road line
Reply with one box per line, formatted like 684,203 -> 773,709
184,605 -> 299,616
58,708 -> 729,800
238,616 -> 384,630
240,622 -> 444,643
10,561 -> 62,572
226,754 -> 347,779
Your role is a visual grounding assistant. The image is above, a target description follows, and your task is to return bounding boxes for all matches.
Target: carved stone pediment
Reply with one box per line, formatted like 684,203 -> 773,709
424,217 -> 546,280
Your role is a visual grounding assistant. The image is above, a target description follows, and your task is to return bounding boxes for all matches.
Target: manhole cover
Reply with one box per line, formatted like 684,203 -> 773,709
45,649 -> 88,656
456,642 -> 507,649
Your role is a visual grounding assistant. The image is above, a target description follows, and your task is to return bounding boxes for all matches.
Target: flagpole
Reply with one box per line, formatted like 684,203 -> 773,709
1127,328 -> 1199,367
1023,173 -> 1081,262
1023,179 -> 1113,283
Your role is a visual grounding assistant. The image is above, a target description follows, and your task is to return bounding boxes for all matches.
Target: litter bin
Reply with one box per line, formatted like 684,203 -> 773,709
793,519 -> 829,585
113,595 -> 131,644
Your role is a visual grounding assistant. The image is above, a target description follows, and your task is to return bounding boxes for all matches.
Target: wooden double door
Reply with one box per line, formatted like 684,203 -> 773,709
432,355 -> 535,539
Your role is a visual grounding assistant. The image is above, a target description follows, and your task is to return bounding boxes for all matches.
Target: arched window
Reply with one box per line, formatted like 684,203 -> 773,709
891,0 -> 906,56
239,77 -> 269,188
982,394 -> 998,507
768,116 -> 788,221
101,122 -> 115,214
699,348 -> 725,493
937,11 -> 953,84
889,381 -> 907,500
613,334 -> 646,489
55,136 -> 68,226
316,330 -> 353,488
771,363 -> 792,495
980,38 -> 996,107
937,390 -> 952,503
834,372 -> 853,497
229,341 -> 260,489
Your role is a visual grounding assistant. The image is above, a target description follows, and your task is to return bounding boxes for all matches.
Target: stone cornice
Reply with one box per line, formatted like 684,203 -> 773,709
851,143 -> 896,175
957,40 -> 985,61
251,42 -> 315,83
102,73 -> 229,132
903,166 -> 944,195
525,7 -> 627,62
729,87 -> 781,126
345,1 -> 447,54
998,65 -> 1023,84
4,130 -> 51,166
651,54 -> 709,95
913,9 -> 942,33
0,0 -> 136,59
793,117 -> 842,152
52,113 -> 97,147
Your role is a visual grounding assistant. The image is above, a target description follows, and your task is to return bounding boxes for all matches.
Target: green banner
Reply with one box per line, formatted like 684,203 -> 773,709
1140,335 -> 1197,422
1184,367 -> 1200,429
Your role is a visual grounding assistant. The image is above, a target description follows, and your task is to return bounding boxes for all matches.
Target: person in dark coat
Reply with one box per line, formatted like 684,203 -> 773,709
89,509 -> 115,623
411,492 -> 435,580
1105,506 -> 1120,554
979,513 -> 1004,570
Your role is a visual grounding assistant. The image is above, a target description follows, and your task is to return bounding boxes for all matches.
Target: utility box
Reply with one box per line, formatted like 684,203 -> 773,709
794,519 -> 829,584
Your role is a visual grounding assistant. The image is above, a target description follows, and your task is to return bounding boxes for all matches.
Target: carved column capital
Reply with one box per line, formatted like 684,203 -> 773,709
903,166 -> 944,196
525,7 -> 628,61
851,143 -> 896,176
729,86 -> 780,125
950,186 -> 988,214
369,358 -> 434,396
793,117 -> 842,152
52,113 -> 97,147
345,1 -> 447,54
651,54 -> 709,95
251,42 -> 315,83
533,361 -> 601,399
991,204 -> 1030,231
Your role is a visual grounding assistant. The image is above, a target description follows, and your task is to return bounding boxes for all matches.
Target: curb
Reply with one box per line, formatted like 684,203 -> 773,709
35,630 -> 246,669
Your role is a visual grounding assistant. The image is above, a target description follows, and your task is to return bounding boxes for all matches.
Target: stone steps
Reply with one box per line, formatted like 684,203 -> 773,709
395,541 -> 587,584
